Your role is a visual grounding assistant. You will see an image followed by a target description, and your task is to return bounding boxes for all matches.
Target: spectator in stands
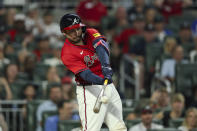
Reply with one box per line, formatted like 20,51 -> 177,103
24,54 -> 37,80
17,49 -> 29,72
33,11 -> 61,41
151,88 -> 170,111
101,6 -> 129,42
22,83 -> 38,101
129,105 -> 163,131
0,113 -> 8,131
5,63 -> 19,84
127,0 -> 148,23
163,37 -> 177,56
161,45 -> 188,82
46,66 -> 61,84
34,36 -> 51,61
76,0 -> 107,29
61,76 -> 75,101
21,83 -> 38,118
126,99 -> 151,120
0,42 -> 10,71
154,15 -> 172,42
129,24 -> 158,63
25,4 -> 40,31
6,8 -> 16,29
7,13 -> 27,44
44,44 -> 63,66
145,7 -> 157,25
155,93 -> 185,127
114,6 -> 129,32
177,22 -> 193,45
0,23 -> 8,46
3,44 -> 15,58
154,0 -> 192,21
0,77 -> 12,100
36,83 -> 62,131
190,41 -> 197,63
178,107 -> 197,131
44,100 -> 80,131
114,14 -> 145,54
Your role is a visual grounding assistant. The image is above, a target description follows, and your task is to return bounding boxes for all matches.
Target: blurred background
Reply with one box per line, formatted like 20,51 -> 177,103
0,0 -> 197,131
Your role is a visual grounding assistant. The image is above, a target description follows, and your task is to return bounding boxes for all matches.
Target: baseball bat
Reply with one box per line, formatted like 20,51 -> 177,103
93,79 -> 108,113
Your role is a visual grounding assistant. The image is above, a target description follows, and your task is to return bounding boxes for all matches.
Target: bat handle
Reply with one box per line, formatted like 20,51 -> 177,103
104,79 -> 108,86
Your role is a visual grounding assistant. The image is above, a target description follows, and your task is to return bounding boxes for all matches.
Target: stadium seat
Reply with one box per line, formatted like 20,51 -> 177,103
168,118 -> 184,128
175,63 -> 197,96
147,128 -> 181,131
181,43 -> 195,56
33,63 -> 50,81
58,120 -> 81,131
27,100 -> 45,131
128,35 -> 144,48
10,80 -> 27,99
145,43 -> 163,73
42,111 -> 58,130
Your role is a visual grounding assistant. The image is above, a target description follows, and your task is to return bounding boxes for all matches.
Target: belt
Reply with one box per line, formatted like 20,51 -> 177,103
77,83 -> 94,86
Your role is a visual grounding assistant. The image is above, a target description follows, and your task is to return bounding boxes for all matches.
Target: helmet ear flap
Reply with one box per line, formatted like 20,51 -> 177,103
82,26 -> 86,33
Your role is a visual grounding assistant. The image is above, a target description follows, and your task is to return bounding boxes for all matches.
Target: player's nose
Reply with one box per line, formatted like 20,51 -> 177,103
75,29 -> 80,36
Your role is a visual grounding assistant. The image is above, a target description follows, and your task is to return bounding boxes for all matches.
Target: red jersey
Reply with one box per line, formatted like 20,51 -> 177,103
76,0 -> 107,23
61,28 -> 105,84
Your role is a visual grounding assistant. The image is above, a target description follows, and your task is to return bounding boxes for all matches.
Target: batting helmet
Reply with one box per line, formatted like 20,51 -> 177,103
59,13 -> 86,33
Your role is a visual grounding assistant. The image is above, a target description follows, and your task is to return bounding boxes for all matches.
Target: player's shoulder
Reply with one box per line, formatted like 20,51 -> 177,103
85,28 -> 106,42
86,28 -> 102,37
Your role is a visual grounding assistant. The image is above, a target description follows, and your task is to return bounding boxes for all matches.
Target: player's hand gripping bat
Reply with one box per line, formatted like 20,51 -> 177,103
93,79 -> 109,113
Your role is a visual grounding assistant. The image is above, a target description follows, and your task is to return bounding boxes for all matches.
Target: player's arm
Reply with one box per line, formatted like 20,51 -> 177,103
61,53 -> 104,85
93,38 -> 113,81
79,69 -> 104,85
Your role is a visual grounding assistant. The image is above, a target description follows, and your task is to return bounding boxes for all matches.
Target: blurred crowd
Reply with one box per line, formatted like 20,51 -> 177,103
0,0 -> 197,131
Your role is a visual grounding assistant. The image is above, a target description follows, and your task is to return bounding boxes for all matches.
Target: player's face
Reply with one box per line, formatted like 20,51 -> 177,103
64,27 -> 82,44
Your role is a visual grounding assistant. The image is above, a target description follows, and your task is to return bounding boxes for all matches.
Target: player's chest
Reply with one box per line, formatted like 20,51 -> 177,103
77,48 -> 99,67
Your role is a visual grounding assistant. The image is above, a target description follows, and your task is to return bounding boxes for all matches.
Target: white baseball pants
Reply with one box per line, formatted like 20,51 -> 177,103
76,83 -> 127,131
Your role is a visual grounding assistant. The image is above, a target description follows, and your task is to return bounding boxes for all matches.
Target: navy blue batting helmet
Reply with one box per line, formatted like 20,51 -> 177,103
59,13 -> 86,32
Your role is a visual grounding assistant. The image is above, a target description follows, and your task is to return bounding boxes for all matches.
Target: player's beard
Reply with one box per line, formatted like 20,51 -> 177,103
70,35 -> 82,44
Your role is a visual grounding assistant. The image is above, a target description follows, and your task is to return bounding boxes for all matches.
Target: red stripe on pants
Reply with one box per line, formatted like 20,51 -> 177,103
83,86 -> 87,131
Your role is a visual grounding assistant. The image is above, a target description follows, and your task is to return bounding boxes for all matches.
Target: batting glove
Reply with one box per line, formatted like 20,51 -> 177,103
102,65 -> 113,83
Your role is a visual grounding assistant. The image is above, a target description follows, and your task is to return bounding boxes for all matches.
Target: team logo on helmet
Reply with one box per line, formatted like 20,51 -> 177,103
72,18 -> 79,25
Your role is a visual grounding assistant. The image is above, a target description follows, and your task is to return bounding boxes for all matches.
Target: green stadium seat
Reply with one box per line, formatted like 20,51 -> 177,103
42,111 -> 58,130
175,63 -> 197,96
33,63 -> 50,81
181,43 -> 195,56
148,128 -> 181,131
128,35 -> 144,52
10,80 -> 27,99
58,120 -> 81,131
145,43 -> 163,72
27,100 -> 45,131
169,118 -> 184,128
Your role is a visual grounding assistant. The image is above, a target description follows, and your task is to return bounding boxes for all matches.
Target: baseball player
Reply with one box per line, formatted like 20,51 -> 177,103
60,13 -> 127,131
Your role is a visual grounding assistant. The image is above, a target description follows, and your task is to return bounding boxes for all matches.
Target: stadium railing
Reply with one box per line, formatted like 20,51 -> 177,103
120,54 -> 140,100
0,100 -> 27,131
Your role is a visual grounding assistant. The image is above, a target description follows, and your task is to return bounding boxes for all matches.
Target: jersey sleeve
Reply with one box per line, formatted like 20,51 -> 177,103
87,28 -> 106,43
61,53 -> 88,75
